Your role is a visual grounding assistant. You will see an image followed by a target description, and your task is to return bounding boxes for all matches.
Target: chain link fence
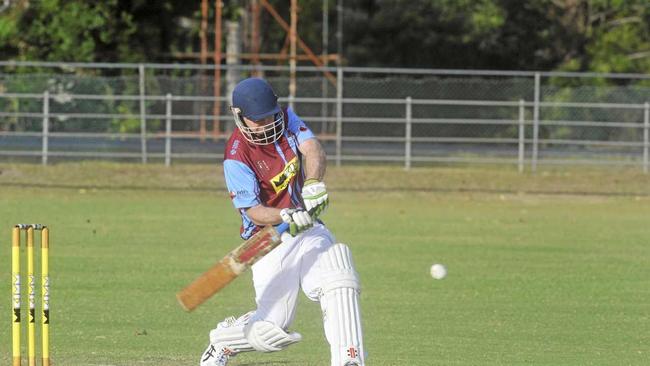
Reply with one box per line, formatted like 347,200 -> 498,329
0,62 -> 648,171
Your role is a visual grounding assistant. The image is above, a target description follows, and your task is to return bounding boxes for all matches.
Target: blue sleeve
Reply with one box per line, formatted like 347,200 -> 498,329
223,159 -> 260,209
286,107 -> 315,145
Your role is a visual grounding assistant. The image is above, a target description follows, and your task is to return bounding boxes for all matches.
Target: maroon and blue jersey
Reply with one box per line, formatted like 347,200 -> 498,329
223,107 -> 315,239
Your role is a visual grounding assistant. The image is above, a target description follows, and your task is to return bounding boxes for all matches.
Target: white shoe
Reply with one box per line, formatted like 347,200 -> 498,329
343,362 -> 361,366
200,314 -> 250,366
199,343 -> 234,366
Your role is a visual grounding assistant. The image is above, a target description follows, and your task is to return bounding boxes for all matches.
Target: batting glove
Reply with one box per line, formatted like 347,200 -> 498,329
280,208 -> 314,236
302,179 -> 329,219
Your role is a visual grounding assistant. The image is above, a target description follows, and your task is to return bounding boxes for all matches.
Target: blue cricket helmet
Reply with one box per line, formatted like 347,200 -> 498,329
230,78 -> 285,145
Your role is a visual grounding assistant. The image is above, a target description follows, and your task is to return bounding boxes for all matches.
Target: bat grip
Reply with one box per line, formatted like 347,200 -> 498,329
276,222 -> 290,233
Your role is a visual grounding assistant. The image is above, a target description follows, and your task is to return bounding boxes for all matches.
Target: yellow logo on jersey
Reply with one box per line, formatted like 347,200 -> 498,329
270,157 -> 299,193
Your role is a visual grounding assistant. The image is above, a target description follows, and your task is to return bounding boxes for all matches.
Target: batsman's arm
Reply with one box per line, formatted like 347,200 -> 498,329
245,204 -> 283,226
299,138 -> 326,181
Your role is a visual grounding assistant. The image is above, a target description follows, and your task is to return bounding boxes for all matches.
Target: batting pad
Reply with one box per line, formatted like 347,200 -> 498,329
244,320 -> 302,352
209,321 -> 254,354
319,244 -> 365,366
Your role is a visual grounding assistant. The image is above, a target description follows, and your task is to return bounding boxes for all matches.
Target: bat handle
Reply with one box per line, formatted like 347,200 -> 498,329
276,222 -> 290,233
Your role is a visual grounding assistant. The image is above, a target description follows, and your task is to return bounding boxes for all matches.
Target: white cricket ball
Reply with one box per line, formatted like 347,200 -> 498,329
430,264 -> 447,280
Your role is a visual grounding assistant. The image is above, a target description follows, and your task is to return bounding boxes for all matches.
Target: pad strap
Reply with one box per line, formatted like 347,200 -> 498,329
210,313 -> 301,355
209,322 -> 254,353
244,321 -> 302,352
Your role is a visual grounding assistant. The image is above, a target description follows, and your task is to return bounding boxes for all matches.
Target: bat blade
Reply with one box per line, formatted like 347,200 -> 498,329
176,256 -> 239,312
176,223 -> 288,312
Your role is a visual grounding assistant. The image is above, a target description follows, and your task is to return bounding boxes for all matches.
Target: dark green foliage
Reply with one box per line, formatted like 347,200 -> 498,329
0,0 -> 136,62
0,0 -> 647,73
344,0 -> 649,73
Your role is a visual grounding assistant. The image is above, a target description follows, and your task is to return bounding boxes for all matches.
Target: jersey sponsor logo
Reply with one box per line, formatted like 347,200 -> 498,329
229,189 -> 251,200
229,140 -> 240,156
256,160 -> 270,172
299,125 -> 307,132
270,156 -> 299,193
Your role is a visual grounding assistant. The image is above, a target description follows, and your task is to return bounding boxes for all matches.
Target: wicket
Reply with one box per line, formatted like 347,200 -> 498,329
12,224 -> 50,366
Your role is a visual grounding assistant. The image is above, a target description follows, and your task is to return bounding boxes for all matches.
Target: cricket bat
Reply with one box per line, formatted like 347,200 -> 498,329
176,222 -> 289,312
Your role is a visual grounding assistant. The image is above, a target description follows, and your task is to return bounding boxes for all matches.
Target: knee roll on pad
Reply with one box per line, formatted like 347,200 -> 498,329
244,320 -> 302,352
320,243 -> 360,294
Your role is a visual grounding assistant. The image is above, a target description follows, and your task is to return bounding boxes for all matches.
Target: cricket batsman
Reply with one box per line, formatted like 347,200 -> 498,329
199,78 -> 366,366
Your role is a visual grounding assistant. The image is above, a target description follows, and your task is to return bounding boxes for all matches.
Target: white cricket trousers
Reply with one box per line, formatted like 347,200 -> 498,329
249,223 -> 335,328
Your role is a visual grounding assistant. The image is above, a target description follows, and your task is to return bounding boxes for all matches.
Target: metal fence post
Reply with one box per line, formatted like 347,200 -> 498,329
139,63 -> 147,163
42,91 -> 49,165
643,102 -> 650,174
532,72 -> 540,172
405,97 -> 412,170
518,99 -> 525,173
335,67 -> 343,167
165,93 -> 172,167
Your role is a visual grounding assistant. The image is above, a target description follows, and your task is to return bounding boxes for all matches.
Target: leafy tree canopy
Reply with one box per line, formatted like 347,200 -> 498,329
0,0 -> 136,62
0,0 -> 647,73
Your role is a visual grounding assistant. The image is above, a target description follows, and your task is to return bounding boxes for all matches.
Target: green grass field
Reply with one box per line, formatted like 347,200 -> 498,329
1,162 -> 649,365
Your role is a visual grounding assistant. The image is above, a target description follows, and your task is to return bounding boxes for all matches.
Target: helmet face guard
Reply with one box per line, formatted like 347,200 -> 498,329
231,78 -> 285,145
231,106 -> 285,145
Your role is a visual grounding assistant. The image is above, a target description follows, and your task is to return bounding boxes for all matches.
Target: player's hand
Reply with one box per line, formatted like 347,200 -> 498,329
302,179 -> 329,219
280,208 -> 314,236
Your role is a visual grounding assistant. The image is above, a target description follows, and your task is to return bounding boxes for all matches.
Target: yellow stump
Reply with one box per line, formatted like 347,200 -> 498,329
27,227 -> 36,366
11,224 -> 51,365
12,227 -> 21,366
41,227 -> 50,366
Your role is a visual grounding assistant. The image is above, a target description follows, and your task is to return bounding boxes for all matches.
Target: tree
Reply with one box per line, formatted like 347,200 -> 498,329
341,0 -> 649,73
574,0 -> 649,74
0,0 -> 647,74
0,0 -> 137,62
